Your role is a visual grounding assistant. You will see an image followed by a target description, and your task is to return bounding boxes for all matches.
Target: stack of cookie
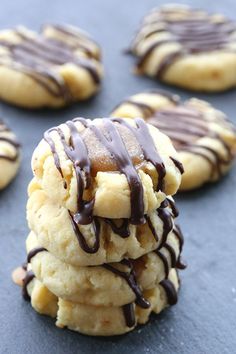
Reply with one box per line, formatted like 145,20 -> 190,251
20,117 -> 185,335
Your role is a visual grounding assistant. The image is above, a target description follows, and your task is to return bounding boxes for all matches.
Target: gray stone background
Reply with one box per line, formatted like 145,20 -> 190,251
0,0 -> 236,353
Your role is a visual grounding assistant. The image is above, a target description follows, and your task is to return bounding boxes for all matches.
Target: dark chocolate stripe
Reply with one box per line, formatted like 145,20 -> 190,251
166,197 -> 179,218
0,24 -> 101,100
157,206 -> 173,248
164,243 -> 176,268
22,270 -> 35,301
69,211 -> 100,254
122,303 -> 136,328
155,250 -> 169,278
27,247 -> 47,263
0,121 -> 20,162
103,259 -> 150,309
112,117 -> 166,191
88,119 -> 145,224
160,279 -> 178,305
104,218 -> 130,238
132,7 -> 236,78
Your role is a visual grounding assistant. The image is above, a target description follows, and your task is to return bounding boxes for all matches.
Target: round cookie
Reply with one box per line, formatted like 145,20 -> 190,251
31,117 -> 182,221
129,4 -> 236,92
0,119 -> 20,189
26,227 -> 183,306
27,185 -> 179,266
111,90 -> 236,190
23,268 -> 179,336
0,24 -> 103,108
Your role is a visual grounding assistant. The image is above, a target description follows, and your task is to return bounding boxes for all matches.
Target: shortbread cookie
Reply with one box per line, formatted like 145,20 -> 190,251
129,4 -> 236,91
27,186 -> 179,266
31,117 -> 182,222
0,24 -> 103,108
26,227 -> 184,306
21,268 -> 179,336
0,119 -> 20,189
111,90 -> 236,190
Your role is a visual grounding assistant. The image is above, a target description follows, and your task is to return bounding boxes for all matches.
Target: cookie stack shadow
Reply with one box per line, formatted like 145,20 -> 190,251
21,117 -> 186,336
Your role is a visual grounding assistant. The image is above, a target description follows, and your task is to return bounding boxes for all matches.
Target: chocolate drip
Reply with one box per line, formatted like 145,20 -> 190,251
133,8 -> 236,78
145,197 -> 176,243
155,250 -> 169,278
166,197 -> 179,218
43,129 -> 66,186
160,279 -> 178,305
22,270 -> 35,301
0,120 -> 20,162
146,215 -> 159,242
45,24 -> 99,54
27,247 -> 47,263
0,24 -> 100,100
122,303 -> 136,328
157,203 -> 173,248
164,243 -> 176,268
170,157 -> 184,175
87,119 -> 145,224
103,259 -> 150,309
173,225 -> 184,252
112,117 -> 166,191
60,120 -> 93,224
22,262 -> 27,271
104,219 -> 130,238
173,225 -> 187,270
69,211 -> 100,254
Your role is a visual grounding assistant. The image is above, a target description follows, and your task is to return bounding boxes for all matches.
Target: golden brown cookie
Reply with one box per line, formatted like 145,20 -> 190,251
26,227 -> 184,306
0,24 -> 103,108
18,267 -> 180,336
0,119 -> 20,189
129,4 -> 236,91
31,117 -> 182,220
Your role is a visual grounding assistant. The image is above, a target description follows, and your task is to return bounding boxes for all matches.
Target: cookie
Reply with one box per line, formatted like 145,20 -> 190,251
0,119 -> 20,189
13,115 -> 185,336
20,268 -> 179,336
111,90 -> 236,190
27,186 -> 179,266
26,227 -> 183,306
0,24 -> 103,108
128,4 -> 236,91
31,117 -> 182,221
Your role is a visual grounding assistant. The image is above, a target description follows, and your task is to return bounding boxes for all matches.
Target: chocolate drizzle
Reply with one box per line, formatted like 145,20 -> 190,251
120,93 -> 234,178
87,119 -> 145,224
43,118 -> 173,254
103,259 -> 150,308
42,117 -> 184,326
122,303 -> 136,328
160,279 -> 178,305
111,117 -> 166,191
104,218 -> 130,238
132,6 -> 236,78
173,225 -> 187,270
27,247 -> 47,263
22,270 -> 35,301
0,120 -> 20,162
0,24 -> 101,101
157,201 -> 173,248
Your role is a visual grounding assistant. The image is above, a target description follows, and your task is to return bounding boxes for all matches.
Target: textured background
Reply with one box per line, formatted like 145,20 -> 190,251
0,0 -> 236,353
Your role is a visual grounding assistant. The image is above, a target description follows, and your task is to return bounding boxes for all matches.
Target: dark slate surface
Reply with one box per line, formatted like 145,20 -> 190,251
0,0 -> 236,353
